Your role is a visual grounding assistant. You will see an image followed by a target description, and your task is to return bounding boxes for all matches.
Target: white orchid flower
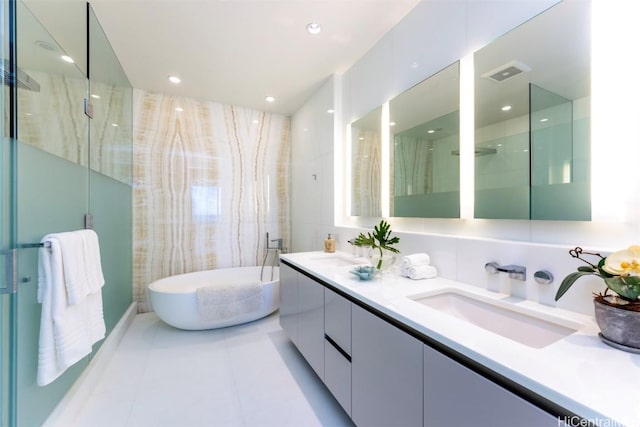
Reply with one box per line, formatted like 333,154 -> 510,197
603,245 -> 640,276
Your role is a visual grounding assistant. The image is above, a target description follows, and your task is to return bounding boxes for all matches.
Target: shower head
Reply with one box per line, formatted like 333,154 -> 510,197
451,147 -> 497,157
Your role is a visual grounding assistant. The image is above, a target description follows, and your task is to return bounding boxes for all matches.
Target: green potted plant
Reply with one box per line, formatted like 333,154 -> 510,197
555,246 -> 640,352
353,220 -> 400,270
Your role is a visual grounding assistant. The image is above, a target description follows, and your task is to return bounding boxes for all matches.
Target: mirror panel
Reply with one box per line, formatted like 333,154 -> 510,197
474,0 -> 590,220
350,107 -> 382,216
390,62 -> 460,218
89,6 -> 133,185
17,1 -> 88,166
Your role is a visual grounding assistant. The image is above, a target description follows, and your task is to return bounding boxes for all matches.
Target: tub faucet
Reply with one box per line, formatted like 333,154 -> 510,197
261,232 -> 283,282
485,262 -> 526,281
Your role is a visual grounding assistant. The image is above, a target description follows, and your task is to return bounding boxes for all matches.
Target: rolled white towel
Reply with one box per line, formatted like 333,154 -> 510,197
401,253 -> 431,268
403,265 -> 438,280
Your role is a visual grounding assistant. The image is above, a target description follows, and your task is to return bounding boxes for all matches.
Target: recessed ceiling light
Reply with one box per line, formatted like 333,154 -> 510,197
327,109 -> 334,114
168,75 -> 181,84
90,94 -> 101,99
111,123 -> 119,127
265,96 -> 275,103
175,107 -> 184,112
61,55 -> 74,63
390,122 -> 396,127
303,128 -> 308,132
252,119 -> 259,124
306,23 -> 321,35
501,105 -> 512,111
25,112 -> 33,116
540,118 -> 549,122
410,62 -> 419,69
358,137 -> 365,141
427,129 -> 435,134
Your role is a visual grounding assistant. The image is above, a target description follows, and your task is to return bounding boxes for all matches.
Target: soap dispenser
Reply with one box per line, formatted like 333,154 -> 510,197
324,233 -> 336,253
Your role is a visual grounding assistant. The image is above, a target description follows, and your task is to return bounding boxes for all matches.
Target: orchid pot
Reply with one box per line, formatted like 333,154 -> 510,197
556,246 -> 640,352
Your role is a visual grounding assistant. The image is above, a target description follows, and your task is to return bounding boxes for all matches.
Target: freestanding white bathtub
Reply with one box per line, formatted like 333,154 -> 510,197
148,266 -> 279,330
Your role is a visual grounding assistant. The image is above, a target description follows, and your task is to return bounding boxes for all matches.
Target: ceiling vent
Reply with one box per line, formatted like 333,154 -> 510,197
482,60 -> 531,83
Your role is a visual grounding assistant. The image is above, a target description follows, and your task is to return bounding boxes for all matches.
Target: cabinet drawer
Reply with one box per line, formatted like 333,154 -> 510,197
324,338 -> 352,416
324,287 -> 351,354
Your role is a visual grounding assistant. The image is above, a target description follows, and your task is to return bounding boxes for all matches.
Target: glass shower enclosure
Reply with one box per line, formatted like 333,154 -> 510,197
1,1 -> 133,425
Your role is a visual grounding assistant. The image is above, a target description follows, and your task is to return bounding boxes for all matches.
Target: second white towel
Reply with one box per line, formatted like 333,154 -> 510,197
402,265 -> 438,280
401,253 -> 431,268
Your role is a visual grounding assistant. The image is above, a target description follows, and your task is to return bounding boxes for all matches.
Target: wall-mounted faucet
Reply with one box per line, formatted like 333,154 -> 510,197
262,232 -> 283,282
265,232 -> 283,251
269,237 -> 283,251
485,262 -> 526,281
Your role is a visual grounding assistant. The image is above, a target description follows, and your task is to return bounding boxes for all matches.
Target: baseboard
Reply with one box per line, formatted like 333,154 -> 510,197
43,301 -> 137,427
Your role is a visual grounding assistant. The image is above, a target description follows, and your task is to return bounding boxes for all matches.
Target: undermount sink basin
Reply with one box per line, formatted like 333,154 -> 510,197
309,254 -> 363,267
409,290 -> 582,348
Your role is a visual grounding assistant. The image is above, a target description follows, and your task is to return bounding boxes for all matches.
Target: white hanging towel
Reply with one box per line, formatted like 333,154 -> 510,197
36,231 -> 106,386
80,229 -> 105,294
55,229 -> 105,305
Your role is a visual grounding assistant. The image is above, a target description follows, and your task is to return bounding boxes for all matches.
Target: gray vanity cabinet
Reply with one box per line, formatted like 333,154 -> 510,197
297,273 -> 325,379
279,263 -> 299,345
352,304 -> 424,427
423,346 -> 558,427
280,264 -> 325,379
324,288 -> 352,416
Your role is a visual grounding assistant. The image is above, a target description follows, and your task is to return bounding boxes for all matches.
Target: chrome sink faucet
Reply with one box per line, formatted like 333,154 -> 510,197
485,262 -> 526,281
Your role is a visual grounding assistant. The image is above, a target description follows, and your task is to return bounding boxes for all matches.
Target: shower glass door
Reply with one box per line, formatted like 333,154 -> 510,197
1,0 -> 17,424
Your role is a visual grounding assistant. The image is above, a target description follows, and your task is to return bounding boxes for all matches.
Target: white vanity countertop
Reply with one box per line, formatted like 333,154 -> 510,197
280,251 -> 640,427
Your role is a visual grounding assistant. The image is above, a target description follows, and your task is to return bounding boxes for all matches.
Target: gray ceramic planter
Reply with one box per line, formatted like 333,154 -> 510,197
594,298 -> 640,352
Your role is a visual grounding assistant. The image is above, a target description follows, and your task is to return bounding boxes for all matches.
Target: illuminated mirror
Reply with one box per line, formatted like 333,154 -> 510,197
474,0 -> 590,220
390,62 -> 460,218
350,107 -> 382,217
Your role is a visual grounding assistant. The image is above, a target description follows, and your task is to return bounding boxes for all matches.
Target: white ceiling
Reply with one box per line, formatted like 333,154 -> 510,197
24,0 -> 419,116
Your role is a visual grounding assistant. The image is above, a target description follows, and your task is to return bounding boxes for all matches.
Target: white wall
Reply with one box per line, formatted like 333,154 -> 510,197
291,0 -> 640,316
290,77 -> 336,252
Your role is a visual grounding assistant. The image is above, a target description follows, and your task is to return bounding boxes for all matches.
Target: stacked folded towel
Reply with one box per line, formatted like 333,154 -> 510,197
400,253 -> 437,280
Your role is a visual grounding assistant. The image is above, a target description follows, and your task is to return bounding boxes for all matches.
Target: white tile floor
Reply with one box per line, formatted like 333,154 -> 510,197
72,312 -> 354,427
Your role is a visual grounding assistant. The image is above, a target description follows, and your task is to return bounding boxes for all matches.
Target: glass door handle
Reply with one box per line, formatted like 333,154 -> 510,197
0,249 -> 17,294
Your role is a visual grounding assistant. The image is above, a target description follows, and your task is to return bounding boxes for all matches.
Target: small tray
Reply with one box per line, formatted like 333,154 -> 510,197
598,333 -> 640,354
350,265 -> 379,281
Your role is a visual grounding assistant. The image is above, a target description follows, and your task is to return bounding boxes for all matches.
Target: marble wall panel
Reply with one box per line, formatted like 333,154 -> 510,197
133,90 -> 290,312
18,70 -> 88,165
89,81 -> 133,184
351,129 -> 381,216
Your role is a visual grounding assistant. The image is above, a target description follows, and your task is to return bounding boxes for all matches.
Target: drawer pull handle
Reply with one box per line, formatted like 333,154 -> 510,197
325,333 -> 351,362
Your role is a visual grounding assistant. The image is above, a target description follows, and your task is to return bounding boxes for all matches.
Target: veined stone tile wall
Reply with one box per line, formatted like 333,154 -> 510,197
350,128 -> 381,217
133,90 -> 290,312
18,71 -> 133,184
18,71 -> 88,166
